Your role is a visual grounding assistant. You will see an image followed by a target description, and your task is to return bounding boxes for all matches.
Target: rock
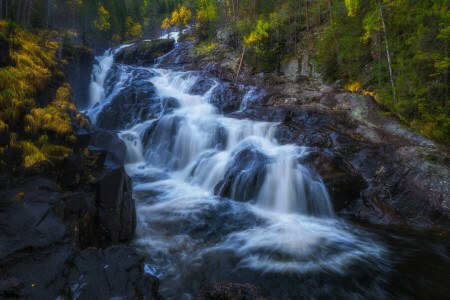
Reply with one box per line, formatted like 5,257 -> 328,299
0,167 -> 153,299
89,129 -> 127,163
215,147 -> 269,202
63,43 -> 95,110
196,281 -> 269,300
299,152 -> 367,210
281,58 -> 300,82
1,146 -> 23,169
95,67 -> 159,130
23,160 -> 53,178
67,245 -> 160,300
0,277 -> 23,298
114,39 -> 175,65
300,54 -> 320,80
95,161 -> 136,247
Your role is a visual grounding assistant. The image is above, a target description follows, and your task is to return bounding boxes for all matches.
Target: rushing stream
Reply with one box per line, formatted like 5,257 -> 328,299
86,38 -> 449,299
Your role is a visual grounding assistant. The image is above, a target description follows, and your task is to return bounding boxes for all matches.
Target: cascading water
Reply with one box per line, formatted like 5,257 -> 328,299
88,44 -> 131,109
86,39 -> 432,299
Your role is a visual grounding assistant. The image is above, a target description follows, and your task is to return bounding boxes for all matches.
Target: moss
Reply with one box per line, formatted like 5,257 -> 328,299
41,144 -> 73,159
20,141 -> 47,167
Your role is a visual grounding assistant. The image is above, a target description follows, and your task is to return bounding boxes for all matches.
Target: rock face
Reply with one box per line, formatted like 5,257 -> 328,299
0,134 -> 159,298
281,58 -> 300,82
114,39 -> 175,65
196,281 -> 269,300
63,44 -> 95,110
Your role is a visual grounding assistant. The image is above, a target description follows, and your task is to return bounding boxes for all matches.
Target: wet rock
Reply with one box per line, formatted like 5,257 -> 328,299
215,147 -> 269,202
0,277 -> 23,298
196,281 -> 269,300
67,245 -> 160,300
96,68 -> 159,130
299,152 -> 367,210
89,129 -> 127,163
95,161 -> 136,247
209,83 -> 242,113
114,39 -> 175,65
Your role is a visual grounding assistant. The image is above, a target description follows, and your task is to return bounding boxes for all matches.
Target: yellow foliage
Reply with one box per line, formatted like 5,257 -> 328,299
363,90 -> 375,97
161,17 -> 171,30
163,5 -> 192,30
13,192 -> 25,201
346,81 -> 362,93
20,141 -> 47,167
24,84 -> 77,137
94,6 -> 111,32
125,17 -> 143,39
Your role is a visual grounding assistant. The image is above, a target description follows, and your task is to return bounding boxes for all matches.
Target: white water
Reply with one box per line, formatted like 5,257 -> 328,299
87,40 -> 390,298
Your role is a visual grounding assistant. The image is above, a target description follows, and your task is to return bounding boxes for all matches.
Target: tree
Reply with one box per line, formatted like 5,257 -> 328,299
94,6 -> 111,32
125,16 -> 143,39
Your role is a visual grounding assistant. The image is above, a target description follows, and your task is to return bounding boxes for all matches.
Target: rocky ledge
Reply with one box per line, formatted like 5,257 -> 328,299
0,128 -> 162,299
114,39 -> 175,65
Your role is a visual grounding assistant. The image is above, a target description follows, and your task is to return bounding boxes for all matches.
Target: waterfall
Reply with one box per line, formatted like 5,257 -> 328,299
86,40 -> 389,299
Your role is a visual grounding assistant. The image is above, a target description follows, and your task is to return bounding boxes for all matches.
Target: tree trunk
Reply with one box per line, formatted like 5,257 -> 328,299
298,0 -> 302,27
57,0 -> 62,64
318,0 -> 321,24
5,0 -> 7,19
236,46 -> 246,82
22,0 -> 28,25
328,0 -> 332,19
72,0 -> 75,41
0,0 -> 3,20
17,0 -> 21,23
305,0 -> 310,33
231,0 -> 235,21
379,0 -> 396,101
26,0 -> 32,29
47,0 -> 49,28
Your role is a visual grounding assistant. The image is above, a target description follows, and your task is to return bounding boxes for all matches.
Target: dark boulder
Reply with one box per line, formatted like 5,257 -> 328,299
196,281 -> 269,300
96,68 -> 160,130
94,161 -> 136,247
215,147 -> 269,202
89,129 -> 127,163
114,39 -> 175,65
299,151 -> 367,211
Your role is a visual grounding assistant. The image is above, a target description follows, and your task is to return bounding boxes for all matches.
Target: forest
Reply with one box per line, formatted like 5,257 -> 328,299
0,0 -> 449,299
0,0 -> 448,142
